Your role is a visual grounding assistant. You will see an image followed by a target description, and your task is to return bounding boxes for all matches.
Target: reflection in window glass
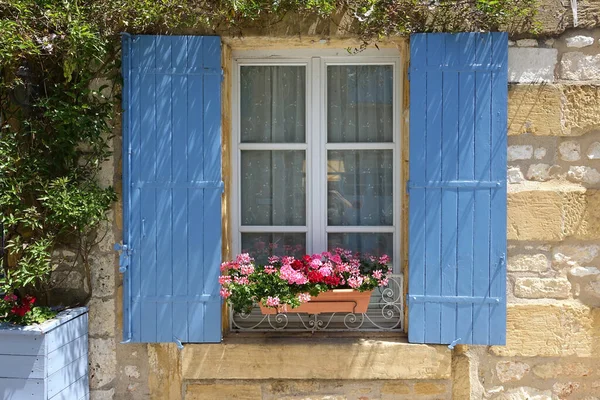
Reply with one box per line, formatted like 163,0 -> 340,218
327,150 -> 393,226
241,150 -> 306,226
328,65 -> 393,143
241,66 -> 306,143
242,233 -> 306,265
328,233 -> 393,259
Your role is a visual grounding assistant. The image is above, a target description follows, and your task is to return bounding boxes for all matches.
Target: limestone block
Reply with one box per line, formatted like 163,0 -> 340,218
90,389 -> 115,400
573,190 -> 600,239
181,339 -> 451,380
96,213 -> 116,253
507,254 -> 549,272
413,382 -> 447,395
516,39 -> 538,47
561,52 -> 600,81
570,267 -> 600,278
532,362 -> 593,379
508,145 -> 533,161
507,85 -> 562,135
526,163 -> 552,181
508,186 -> 569,241
508,48 -> 557,83
568,166 -> 600,185
553,381 -> 581,398
534,147 -> 547,159
186,384 -> 262,400
492,386 -> 552,400
566,36 -> 595,48
563,85 -> 600,135
89,338 -> 117,388
514,277 -> 571,299
587,142 -> 600,159
489,303 -> 596,357
89,254 -> 116,297
88,297 -> 115,337
381,382 -> 410,395
508,185 -> 600,241
554,244 -> 600,268
495,361 -> 530,383
559,141 -> 581,161
507,167 -> 524,184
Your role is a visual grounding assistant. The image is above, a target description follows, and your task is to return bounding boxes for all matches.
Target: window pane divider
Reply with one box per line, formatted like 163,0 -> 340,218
239,226 -> 308,233
326,143 -> 395,150
238,143 -> 307,150
326,226 -> 395,233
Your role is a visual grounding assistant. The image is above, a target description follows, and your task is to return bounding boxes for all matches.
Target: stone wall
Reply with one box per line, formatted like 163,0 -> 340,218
79,21 -> 600,400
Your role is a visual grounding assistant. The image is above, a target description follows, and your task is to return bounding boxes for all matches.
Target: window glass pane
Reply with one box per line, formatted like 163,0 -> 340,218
240,66 -> 306,143
328,233 -> 393,259
242,233 -> 306,264
327,65 -> 393,143
241,150 -> 306,226
327,150 -> 393,226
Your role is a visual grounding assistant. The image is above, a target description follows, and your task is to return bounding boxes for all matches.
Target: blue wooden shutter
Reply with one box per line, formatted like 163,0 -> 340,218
407,33 -> 507,346
120,35 -> 223,343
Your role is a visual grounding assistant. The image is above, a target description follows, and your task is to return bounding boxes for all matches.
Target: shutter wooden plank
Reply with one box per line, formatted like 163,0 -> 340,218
186,58 -> 205,342
202,69 -> 223,342
489,33 -> 508,345
456,68 -> 475,345
139,44 -> 158,341
408,32 -> 507,346
155,37 -> 174,342
472,33 -> 494,345
408,34 -> 428,344
171,37 -> 190,343
129,37 -> 142,341
440,36 -> 460,344
424,34 -> 444,344
172,74 -> 190,343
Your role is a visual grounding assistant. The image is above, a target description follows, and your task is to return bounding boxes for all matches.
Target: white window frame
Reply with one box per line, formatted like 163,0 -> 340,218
231,49 -> 403,273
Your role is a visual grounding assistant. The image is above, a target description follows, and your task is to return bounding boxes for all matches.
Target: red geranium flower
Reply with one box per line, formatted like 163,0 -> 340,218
291,259 -> 304,271
307,270 -> 324,283
324,275 -> 341,286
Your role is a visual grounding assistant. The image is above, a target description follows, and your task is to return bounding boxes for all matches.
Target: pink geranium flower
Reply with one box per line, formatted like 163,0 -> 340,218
265,296 -> 280,307
297,293 -> 311,303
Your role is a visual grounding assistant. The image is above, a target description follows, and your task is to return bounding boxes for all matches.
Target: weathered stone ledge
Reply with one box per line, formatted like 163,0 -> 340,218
181,337 -> 451,381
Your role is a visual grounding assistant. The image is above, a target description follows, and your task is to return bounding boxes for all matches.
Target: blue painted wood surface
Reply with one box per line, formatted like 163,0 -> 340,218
121,35 -> 223,343
408,33 -> 508,346
0,308 -> 89,399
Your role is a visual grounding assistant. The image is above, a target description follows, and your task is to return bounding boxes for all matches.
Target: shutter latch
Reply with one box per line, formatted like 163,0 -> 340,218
448,338 -> 461,350
174,336 -> 184,350
114,243 -> 132,273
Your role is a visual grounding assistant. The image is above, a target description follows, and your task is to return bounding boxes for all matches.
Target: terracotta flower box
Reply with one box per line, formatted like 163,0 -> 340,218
259,289 -> 373,315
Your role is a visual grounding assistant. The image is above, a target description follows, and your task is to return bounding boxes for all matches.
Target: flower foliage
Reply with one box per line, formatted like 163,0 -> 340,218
0,294 -> 55,325
220,248 -> 390,313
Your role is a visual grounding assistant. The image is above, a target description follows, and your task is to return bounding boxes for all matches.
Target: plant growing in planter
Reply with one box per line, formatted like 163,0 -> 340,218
219,248 -> 390,315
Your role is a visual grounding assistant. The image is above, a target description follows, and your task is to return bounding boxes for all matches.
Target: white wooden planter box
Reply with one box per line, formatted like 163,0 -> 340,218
0,307 -> 89,400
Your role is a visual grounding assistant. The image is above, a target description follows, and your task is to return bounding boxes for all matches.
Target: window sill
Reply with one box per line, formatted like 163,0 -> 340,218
181,336 -> 451,380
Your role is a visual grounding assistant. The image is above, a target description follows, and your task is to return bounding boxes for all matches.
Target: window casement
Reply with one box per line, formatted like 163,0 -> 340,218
231,52 -> 402,276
